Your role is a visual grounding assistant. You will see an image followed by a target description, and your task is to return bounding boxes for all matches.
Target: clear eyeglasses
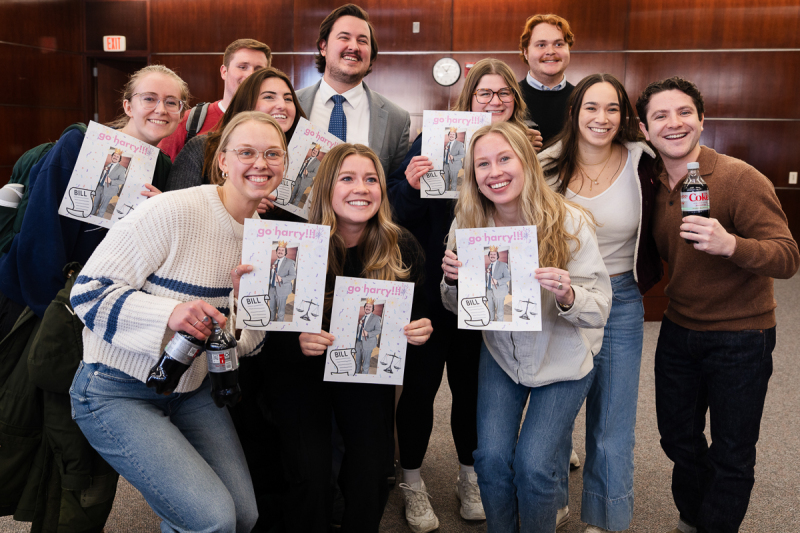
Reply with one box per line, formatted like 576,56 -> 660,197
223,147 -> 286,166
473,87 -> 515,104
131,92 -> 185,113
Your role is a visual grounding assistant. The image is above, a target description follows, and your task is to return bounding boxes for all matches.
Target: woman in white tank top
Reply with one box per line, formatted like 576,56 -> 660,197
538,73 -> 661,533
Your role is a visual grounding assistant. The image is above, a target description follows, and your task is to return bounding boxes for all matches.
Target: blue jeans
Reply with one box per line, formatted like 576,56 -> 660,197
655,317 -> 774,533
580,272 -> 644,530
70,362 -> 258,533
474,342 -> 595,532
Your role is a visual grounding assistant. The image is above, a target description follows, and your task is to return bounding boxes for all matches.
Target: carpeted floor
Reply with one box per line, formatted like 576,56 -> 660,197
3,276 -> 798,532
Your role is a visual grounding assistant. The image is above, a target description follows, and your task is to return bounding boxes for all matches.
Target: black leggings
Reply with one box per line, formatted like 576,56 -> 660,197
396,302 -> 481,469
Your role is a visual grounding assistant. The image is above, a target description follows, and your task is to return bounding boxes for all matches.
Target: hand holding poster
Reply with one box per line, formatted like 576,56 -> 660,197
274,117 -> 343,219
58,121 -> 160,229
236,219 -> 330,332
324,276 -> 414,385
420,110 -> 492,199
455,226 -> 542,331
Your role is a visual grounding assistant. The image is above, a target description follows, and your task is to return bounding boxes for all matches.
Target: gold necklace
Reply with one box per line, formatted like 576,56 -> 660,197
578,148 -> 614,192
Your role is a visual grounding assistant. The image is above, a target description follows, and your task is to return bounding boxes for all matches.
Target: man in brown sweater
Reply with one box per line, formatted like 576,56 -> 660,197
636,77 -> 799,533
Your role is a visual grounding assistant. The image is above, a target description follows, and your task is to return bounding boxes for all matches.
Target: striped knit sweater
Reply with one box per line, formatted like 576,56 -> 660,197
70,185 -> 266,393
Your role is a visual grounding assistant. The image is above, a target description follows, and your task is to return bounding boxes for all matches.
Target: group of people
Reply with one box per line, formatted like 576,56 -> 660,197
0,5 -> 797,533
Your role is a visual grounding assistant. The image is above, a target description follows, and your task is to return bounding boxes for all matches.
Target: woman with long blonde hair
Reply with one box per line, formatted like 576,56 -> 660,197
262,143 -> 432,533
441,121 -> 611,532
388,57 -> 544,530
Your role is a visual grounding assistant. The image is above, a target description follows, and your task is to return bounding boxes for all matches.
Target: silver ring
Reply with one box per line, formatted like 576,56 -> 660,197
557,283 -> 563,290
558,274 -> 562,281
201,316 -> 209,323
192,320 -> 199,327
234,268 -> 240,276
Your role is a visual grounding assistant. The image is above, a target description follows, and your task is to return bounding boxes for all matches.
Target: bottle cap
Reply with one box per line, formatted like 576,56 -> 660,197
687,162 -> 700,170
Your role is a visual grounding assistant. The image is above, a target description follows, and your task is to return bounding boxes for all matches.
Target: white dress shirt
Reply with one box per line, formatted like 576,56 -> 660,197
526,72 -> 568,91
308,78 -> 370,146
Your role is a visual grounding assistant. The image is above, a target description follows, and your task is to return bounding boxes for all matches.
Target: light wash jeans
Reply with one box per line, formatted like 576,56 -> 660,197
70,362 -> 258,533
579,271 -> 644,530
474,342 -> 595,532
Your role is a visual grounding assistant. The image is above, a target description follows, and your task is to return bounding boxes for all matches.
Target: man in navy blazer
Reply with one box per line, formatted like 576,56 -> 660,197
296,4 -> 410,178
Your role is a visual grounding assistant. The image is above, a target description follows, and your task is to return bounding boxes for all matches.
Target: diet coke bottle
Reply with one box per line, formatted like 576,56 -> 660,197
205,318 -> 241,408
146,331 -> 204,395
680,162 -> 709,244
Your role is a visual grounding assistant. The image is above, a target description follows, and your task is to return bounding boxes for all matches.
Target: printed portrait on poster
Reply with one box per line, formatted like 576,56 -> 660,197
268,240 -> 298,323
288,143 -> 326,209
353,297 -> 384,375
442,127 -> 465,193
484,245 -> 511,322
91,147 -> 131,219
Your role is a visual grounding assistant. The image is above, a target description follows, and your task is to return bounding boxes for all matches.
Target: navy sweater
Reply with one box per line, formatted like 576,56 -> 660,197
0,130 -> 171,317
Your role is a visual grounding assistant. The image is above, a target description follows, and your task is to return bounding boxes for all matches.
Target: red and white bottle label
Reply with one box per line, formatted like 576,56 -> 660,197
681,191 -> 709,212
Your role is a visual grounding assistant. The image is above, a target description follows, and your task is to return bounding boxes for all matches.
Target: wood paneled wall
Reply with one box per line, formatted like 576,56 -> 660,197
3,0 -> 799,318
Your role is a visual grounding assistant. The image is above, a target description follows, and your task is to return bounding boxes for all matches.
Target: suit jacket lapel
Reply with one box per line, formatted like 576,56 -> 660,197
298,80 -> 321,117
364,83 -> 388,158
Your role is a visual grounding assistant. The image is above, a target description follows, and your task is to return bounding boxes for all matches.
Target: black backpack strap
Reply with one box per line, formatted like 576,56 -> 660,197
185,102 -> 210,143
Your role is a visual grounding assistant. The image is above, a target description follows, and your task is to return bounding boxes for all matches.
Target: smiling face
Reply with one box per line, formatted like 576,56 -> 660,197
639,89 -> 704,166
221,48 -> 269,103
577,82 -> 621,150
525,23 -> 571,87
319,15 -> 372,88
254,77 -> 296,133
218,120 -> 285,206
448,131 -> 457,141
331,154 -> 381,236
311,147 -> 321,157
120,72 -> 182,146
471,74 -> 515,124
364,302 -> 374,314
276,246 -> 286,259
110,152 -> 121,164
473,132 -> 524,208
488,251 -> 498,262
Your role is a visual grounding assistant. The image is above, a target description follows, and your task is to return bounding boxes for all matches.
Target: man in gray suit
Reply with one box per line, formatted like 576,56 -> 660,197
443,128 -> 465,192
268,242 -> 297,322
354,299 -> 382,374
295,4 -> 410,178
486,248 -> 510,321
289,144 -> 322,207
92,150 -> 127,217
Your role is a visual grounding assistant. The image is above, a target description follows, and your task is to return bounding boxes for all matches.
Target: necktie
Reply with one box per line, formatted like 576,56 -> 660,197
358,315 -> 366,339
329,95 -> 347,142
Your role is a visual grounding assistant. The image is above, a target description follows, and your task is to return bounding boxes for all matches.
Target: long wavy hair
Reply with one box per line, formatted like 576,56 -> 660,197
456,122 -> 587,269
203,67 -> 305,182
543,73 -> 643,195
209,111 -> 287,186
308,144 -> 409,313
451,58 -> 529,131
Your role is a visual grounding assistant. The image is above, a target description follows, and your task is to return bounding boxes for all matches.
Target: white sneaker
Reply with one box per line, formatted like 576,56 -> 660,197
454,471 -> 486,520
556,506 -> 570,529
399,480 -> 439,533
570,449 -> 581,470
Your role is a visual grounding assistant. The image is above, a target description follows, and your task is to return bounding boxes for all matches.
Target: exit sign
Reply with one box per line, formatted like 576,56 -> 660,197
103,36 -> 126,52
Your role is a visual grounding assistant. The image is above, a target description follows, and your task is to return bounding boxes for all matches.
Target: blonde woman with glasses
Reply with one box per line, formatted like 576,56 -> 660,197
69,112 -> 282,532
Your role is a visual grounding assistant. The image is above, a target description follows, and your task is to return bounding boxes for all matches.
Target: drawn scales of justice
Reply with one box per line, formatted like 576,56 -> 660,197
514,298 -> 538,320
380,352 -> 402,374
295,299 -> 319,322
